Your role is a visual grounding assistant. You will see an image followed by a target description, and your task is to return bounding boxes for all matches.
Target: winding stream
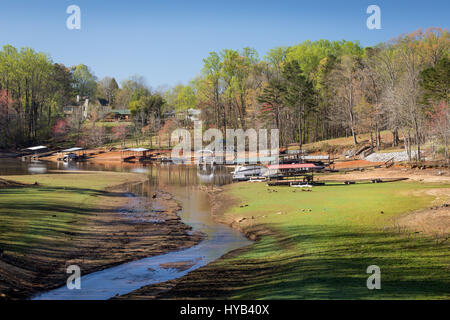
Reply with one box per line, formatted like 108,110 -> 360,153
0,160 -> 251,300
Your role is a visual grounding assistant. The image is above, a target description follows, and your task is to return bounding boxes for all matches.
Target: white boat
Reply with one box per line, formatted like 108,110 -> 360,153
232,165 -> 267,181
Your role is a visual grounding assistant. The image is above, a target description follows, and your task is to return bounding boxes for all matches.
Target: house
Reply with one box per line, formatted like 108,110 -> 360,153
105,109 -> 131,121
63,95 -> 90,120
187,108 -> 201,121
163,110 -> 176,119
175,108 -> 201,122
82,98 -> 89,119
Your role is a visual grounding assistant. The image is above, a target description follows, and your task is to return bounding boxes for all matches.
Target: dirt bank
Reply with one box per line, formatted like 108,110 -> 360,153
395,205 -> 450,238
0,181 -> 203,300
332,159 -> 384,169
394,187 -> 450,239
118,185 -> 268,300
319,167 -> 450,184
0,178 -> 29,189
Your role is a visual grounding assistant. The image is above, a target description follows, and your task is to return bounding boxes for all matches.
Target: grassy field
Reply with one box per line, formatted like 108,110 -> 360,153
213,181 -> 450,299
83,121 -> 134,129
0,172 -> 143,257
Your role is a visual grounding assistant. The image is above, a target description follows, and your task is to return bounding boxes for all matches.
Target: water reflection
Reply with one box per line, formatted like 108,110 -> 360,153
57,160 -> 80,171
27,162 -> 48,174
0,159 -> 233,186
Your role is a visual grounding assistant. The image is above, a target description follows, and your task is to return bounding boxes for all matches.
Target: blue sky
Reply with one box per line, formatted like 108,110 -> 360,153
0,0 -> 448,88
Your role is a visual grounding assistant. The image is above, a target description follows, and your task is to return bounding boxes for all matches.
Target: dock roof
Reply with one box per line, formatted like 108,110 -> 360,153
62,147 -> 84,152
26,146 -> 48,151
301,155 -> 330,160
111,109 -> 131,115
124,148 -> 149,152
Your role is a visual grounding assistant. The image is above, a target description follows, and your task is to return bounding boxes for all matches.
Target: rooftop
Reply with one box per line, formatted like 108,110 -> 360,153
61,147 -> 84,152
26,146 -> 48,151
111,109 -> 131,115
123,148 -> 149,152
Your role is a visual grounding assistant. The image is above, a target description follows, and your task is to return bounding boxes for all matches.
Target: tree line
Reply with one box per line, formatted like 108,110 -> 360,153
0,46 -> 166,149
1,27 -> 448,161
167,27 -> 449,161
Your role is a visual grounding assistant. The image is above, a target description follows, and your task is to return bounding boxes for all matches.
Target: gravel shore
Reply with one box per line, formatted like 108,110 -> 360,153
365,151 -> 420,162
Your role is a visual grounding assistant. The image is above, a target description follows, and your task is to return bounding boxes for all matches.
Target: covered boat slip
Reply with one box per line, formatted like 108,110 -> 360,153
26,146 -> 49,152
21,146 -> 54,161
57,147 -> 86,161
120,148 -> 153,162
120,148 -> 173,162
22,146 -> 87,162
232,163 -> 325,182
265,163 -> 324,177
279,153 -> 333,166
263,163 -> 324,185
229,152 -> 333,166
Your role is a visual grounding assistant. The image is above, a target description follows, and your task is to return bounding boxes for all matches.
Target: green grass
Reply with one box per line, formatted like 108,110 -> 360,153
0,173 -> 141,256
216,181 -> 450,299
3,172 -> 139,189
83,121 -> 133,129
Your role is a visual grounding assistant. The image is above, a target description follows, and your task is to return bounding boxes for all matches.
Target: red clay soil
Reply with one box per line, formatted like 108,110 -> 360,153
41,149 -> 122,162
332,159 -> 384,169
87,150 -> 123,161
42,149 -> 171,163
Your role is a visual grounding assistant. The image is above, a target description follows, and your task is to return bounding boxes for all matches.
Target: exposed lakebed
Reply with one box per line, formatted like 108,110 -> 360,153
0,160 -> 251,300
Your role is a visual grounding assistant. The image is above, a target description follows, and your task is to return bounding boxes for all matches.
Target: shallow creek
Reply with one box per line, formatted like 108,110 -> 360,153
0,160 -> 251,300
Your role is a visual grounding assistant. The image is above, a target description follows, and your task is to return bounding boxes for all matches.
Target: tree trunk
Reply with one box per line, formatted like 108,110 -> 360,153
392,129 -> 399,147
416,140 -> 421,162
414,118 -> 421,162
377,128 -> 381,149
351,126 -> 358,146
298,107 -> 302,151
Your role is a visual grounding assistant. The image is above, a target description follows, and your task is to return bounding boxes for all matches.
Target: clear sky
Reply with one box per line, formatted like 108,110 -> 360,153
0,0 -> 448,88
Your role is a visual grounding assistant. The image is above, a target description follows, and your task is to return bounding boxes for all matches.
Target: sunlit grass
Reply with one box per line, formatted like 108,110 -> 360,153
217,181 -> 450,299
0,172 -> 142,255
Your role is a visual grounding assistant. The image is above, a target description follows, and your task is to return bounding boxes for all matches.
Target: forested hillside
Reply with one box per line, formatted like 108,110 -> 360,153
0,28 -> 448,161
